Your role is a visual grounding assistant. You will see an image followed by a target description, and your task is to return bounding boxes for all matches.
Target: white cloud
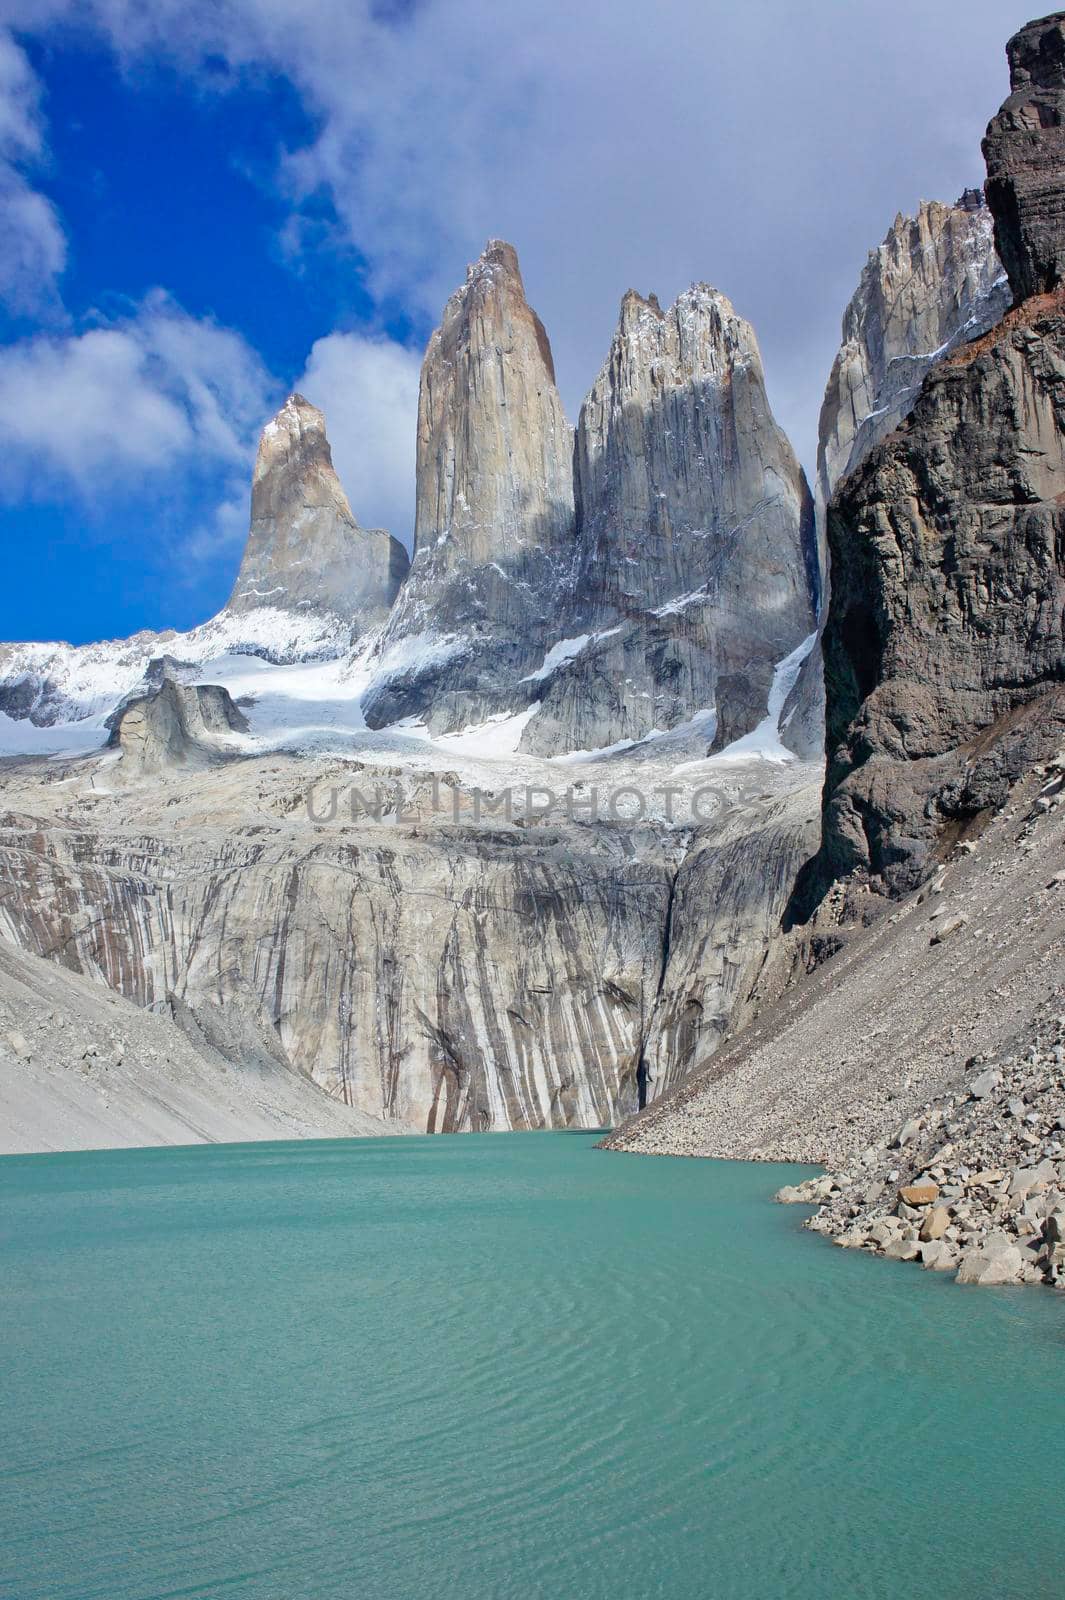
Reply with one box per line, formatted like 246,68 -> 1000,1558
297,330 -> 419,548
0,30 -> 65,312
8,0 -> 1037,472
0,290 -> 275,497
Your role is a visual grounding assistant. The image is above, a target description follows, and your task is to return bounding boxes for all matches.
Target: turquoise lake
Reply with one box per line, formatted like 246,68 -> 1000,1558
1,1132 -> 1063,1599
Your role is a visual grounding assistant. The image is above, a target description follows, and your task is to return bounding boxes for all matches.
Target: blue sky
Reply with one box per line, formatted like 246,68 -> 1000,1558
0,30 -> 427,640
0,0 -> 1040,645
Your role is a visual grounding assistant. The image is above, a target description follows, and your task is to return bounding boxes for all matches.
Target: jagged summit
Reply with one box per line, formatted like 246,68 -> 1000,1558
455,238 -> 558,380
361,252 -> 816,754
229,392 -> 409,631
361,238 -> 576,732
817,194 -> 1009,516
534,277 -> 817,756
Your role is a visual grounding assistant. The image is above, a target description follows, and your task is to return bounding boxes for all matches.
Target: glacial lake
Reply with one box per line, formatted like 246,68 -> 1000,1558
1,1132 -> 1063,1600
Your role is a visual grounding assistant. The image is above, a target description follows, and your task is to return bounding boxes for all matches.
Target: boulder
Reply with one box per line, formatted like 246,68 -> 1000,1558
899,1181 -> 939,1207
884,1235 -> 920,1262
1009,1158 -> 1058,1201
1045,1210 -> 1065,1244
919,1205 -> 951,1241
956,1242 -> 1025,1286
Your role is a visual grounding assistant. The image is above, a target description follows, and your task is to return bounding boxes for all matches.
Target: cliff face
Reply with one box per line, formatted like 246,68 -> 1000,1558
984,10 -> 1065,302
0,746 -> 815,1131
817,195 -> 1009,516
575,287 -> 814,617
794,195 -> 1010,769
800,17 -> 1065,904
229,393 -> 409,631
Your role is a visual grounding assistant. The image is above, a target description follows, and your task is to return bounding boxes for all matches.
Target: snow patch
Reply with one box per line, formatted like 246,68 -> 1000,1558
555,706 -> 717,765
519,628 -> 620,684
397,703 -> 542,759
706,632 -> 818,765
651,587 -> 711,618
0,604 -> 352,741
0,712 -> 110,759
370,631 -> 469,684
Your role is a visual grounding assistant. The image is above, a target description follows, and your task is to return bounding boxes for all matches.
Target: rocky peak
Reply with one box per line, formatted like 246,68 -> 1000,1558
817,195 -> 1009,514
362,241 -> 576,733
575,283 -> 812,611
984,11 -> 1065,302
412,238 -> 573,570
228,393 -> 409,633
796,18 -> 1065,910
514,281 -> 818,758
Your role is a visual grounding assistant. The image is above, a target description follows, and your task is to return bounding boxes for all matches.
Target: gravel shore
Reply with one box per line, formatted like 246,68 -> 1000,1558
603,759 -> 1065,1287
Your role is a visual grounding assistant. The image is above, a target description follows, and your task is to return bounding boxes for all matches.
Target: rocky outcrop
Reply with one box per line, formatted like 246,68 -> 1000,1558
817,194 -> 1009,516
794,17 -> 1065,905
228,393 -> 409,630
794,195 -> 1009,772
363,242 -> 575,732
807,295 -> 1065,898
106,677 -> 248,776
0,399 -> 378,736
520,286 -> 817,758
984,11 -> 1065,302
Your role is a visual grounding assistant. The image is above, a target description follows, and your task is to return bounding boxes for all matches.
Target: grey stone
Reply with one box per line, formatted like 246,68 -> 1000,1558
817,191 -> 1008,526
956,1243 -> 1025,1286
106,678 -> 248,778
884,1235 -> 920,1262
983,12 -> 1065,301
228,394 -> 409,630
364,244 -> 817,759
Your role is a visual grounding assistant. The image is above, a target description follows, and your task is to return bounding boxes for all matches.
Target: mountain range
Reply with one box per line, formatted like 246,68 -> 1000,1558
2,7 -> 1062,1287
